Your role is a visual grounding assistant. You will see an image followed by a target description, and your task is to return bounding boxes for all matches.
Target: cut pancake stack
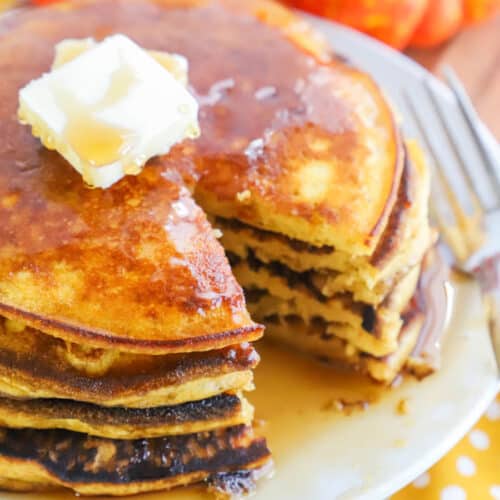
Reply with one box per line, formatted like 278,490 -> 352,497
0,167 -> 270,494
0,0 -> 439,495
157,0 -> 435,384
0,323 -> 269,494
0,5 -> 270,485
0,163 -> 269,494
215,141 -> 435,383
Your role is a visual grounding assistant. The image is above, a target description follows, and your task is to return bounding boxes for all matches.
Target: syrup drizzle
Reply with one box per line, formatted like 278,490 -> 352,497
52,62 -> 139,181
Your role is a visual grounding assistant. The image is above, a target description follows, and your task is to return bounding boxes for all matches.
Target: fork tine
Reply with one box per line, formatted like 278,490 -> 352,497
403,91 -> 485,261
442,65 -> 500,201
403,90 -> 460,207
402,92 -> 444,176
423,78 -> 487,211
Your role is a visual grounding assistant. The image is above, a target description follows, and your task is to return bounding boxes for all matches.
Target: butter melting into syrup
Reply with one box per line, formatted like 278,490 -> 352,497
52,63 -> 138,179
51,49 -> 192,185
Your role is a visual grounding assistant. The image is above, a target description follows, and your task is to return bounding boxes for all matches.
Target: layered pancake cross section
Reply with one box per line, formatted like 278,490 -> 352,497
0,314 -> 270,494
217,141 -> 436,383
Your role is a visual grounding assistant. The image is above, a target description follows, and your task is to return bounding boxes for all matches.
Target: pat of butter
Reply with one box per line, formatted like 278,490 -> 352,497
52,38 -> 189,86
18,34 -> 199,188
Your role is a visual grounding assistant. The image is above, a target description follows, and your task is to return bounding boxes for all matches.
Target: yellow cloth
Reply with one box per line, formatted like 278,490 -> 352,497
393,393 -> 500,499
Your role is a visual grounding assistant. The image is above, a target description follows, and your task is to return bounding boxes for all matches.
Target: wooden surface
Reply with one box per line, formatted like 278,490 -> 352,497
407,13 -> 500,140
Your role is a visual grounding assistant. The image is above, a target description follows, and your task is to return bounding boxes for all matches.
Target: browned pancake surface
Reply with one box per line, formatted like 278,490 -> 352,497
0,320 -> 258,406
0,0 -> 401,353
0,424 -> 270,495
0,393 -> 253,438
0,1 -> 272,351
0,394 -> 240,428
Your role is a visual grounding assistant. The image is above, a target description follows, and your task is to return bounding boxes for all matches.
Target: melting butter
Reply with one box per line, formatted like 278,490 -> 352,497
18,34 -> 199,188
53,65 -> 137,170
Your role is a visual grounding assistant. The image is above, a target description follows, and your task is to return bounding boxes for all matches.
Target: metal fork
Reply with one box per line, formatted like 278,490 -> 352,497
403,66 -> 500,375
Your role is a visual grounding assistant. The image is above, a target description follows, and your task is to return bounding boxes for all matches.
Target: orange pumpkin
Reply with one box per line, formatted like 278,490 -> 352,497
282,0 -> 430,49
463,0 -> 500,23
32,0 -> 64,4
409,0 -> 463,47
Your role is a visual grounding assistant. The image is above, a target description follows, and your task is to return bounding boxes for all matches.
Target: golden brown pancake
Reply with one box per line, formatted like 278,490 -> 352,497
0,158 -> 261,352
0,0 -> 416,359
261,299 -> 425,382
253,246 -> 445,384
0,1 -> 279,494
242,264 -> 420,356
0,425 -> 270,496
0,0 -> 437,494
0,5 -> 265,352
183,0 -> 403,255
0,393 -> 253,439
0,2 -> 402,355
211,139 -> 434,379
0,319 -> 257,407
215,141 -> 433,302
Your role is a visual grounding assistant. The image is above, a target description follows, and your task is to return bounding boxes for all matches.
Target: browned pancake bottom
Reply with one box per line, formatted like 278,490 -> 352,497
0,425 -> 270,495
0,393 -> 252,439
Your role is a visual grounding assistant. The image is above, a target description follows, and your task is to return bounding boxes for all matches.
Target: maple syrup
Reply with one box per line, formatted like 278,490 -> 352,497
53,63 -> 138,181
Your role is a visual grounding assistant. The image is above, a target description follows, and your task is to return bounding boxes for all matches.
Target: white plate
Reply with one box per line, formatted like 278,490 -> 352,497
3,16 -> 500,500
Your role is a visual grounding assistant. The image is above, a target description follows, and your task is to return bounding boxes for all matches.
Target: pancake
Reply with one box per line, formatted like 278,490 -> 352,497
0,393 -> 252,439
261,299 -> 425,382
253,245 -> 443,384
0,0 -> 438,494
185,3 -> 403,255
215,141 -> 433,302
0,17 -> 263,353
0,2 -> 291,495
364,308 -> 425,382
242,265 -> 420,356
207,118 -> 434,379
0,425 -> 270,495
0,0 -> 427,357
0,318 -> 257,407
0,161 -> 262,353
0,0 -> 402,270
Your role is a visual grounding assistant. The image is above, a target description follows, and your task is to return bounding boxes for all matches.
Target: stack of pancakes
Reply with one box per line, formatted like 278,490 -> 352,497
161,0 -> 433,383
0,2 -> 273,488
0,0 -> 437,495
0,165 -> 270,494
216,141 -> 434,383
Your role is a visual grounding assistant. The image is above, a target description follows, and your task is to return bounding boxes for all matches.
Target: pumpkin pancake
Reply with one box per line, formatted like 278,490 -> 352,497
0,393 -> 253,439
0,318 -> 257,408
215,142 -> 432,303
0,0 -> 438,494
0,425 -> 270,496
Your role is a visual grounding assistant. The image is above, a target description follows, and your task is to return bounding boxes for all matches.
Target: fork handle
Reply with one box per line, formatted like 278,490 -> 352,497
474,255 -> 500,374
